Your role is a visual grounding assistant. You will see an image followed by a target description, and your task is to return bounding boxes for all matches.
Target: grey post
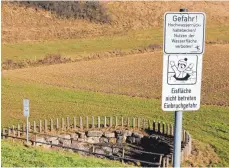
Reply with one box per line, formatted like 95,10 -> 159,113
173,8 -> 188,168
173,111 -> 183,167
26,116 -> 29,143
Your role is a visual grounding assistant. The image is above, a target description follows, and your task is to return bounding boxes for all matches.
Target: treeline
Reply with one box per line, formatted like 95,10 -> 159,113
17,1 -> 110,23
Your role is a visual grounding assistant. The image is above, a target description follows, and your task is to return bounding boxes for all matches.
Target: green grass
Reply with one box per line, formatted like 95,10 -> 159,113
2,77 -> 229,166
2,28 -> 162,62
2,26 -> 229,63
1,140 -> 125,167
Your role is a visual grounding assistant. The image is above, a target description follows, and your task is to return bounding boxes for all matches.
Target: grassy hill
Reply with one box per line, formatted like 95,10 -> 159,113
3,44 -> 229,106
2,1 -> 229,167
2,2 -> 229,43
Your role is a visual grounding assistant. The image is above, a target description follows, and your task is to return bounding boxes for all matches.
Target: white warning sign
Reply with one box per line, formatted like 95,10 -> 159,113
164,12 -> 206,54
162,54 -> 203,111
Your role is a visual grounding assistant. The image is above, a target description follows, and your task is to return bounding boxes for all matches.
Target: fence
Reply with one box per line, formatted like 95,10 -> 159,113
1,116 -> 192,167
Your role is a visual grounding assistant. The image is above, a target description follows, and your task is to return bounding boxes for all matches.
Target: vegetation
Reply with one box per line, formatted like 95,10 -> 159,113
2,1 -> 229,167
1,77 -> 229,166
2,26 -> 229,67
18,1 -> 110,23
1,28 -> 162,63
1,140 -> 125,167
3,44 -> 229,106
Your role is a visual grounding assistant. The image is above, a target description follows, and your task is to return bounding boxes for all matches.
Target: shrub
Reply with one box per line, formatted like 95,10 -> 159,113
17,1 -> 110,23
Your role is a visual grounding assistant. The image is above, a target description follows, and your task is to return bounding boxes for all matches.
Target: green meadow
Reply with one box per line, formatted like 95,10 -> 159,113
2,77 -> 229,166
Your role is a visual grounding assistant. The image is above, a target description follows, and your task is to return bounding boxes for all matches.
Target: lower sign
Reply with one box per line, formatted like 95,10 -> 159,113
23,99 -> 30,117
162,54 -> 203,111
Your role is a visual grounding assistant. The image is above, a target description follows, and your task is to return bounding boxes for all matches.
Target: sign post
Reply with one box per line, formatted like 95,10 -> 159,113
23,99 -> 30,143
162,8 -> 206,167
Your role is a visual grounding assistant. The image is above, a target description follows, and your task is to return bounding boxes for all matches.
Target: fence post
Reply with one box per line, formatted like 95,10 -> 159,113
50,119 -> 53,131
92,116 -> 95,128
98,116 -> 100,129
34,134 -> 37,146
39,120 -> 42,133
167,124 -> 169,135
67,117 -> 69,130
62,118 -> 65,131
185,131 -> 188,144
158,121 -> 161,134
80,116 -> 83,129
12,125 -> 15,138
73,117 -> 76,129
143,119 -> 146,130
110,116 -> 112,127
121,117 -> 124,129
115,116 -> 118,127
86,116 -> 89,129
23,123 -> 26,135
8,127 -> 11,137
153,120 -> 156,132
166,156 -> 169,167
122,147 -> 125,164
181,149 -> 184,163
162,157 -> 166,167
188,133 -> 192,155
104,116 -> 106,128
127,117 -> 130,127
92,145 -> 95,153
17,124 -> 21,137
148,120 -> 151,129
170,124 -> 174,136
162,122 -> 165,134
171,153 -> 174,165
44,120 -> 47,133
31,121 -> 35,133
133,118 -> 135,128
137,118 -> 140,129
2,128 -> 6,139
56,118 -> 59,130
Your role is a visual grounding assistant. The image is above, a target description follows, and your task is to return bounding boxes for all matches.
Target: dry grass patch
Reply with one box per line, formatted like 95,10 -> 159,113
3,44 -> 229,106
2,2 -> 229,43
183,140 -> 219,167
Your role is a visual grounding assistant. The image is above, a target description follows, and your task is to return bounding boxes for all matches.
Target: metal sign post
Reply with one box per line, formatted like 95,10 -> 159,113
23,99 -> 30,143
173,9 -> 186,168
162,8 -> 206,167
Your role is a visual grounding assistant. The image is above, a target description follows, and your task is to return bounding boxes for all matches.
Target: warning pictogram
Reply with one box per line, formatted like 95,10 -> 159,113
167,55 -> 197,85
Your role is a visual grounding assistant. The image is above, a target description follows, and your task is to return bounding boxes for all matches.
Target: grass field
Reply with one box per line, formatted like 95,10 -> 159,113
1,77 -> 229,166
3,44 -> 229,106
2,35 -> 229,167
1,140 -> 125,167
2,26 -> 229,63
2,28 -> 162,62
2,2 -> 229,167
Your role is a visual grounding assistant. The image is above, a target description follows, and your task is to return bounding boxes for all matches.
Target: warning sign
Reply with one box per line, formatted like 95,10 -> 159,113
167,55 -> 197,85
162,54 -> 203,111
164,12 -> 206,54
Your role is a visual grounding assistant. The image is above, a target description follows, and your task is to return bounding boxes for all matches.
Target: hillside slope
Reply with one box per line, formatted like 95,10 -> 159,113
2,1 -> 229,43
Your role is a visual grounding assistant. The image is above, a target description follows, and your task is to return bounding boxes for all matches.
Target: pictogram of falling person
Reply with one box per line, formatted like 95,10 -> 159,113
170,58 -> 194,81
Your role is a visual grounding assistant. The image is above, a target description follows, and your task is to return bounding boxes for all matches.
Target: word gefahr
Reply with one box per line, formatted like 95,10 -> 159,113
173,15 -> 197,22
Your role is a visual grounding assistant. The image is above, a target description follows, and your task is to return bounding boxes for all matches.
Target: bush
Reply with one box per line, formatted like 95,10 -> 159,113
17,1 -> 110,23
